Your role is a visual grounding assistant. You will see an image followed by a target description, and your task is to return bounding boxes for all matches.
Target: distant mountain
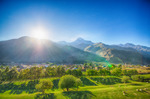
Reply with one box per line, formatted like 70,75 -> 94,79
57,41 -> 68,45
70,37 -> 93,46
58,37 -> 94,50
119,43 -> 150,55
70,37 -> 94,50
119,43 -> 135,48
84,43 -> 150,65
1,36 -> 149,65
0,36 -> 105,64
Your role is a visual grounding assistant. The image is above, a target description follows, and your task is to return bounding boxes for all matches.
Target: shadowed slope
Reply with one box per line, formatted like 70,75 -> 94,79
0,36 -> 106,64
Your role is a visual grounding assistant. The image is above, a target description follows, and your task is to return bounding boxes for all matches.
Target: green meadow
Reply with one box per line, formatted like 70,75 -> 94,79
0,75 -> 150,99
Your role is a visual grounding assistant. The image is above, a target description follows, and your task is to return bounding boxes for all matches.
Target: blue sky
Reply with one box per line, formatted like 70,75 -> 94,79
0,0 -> 150,46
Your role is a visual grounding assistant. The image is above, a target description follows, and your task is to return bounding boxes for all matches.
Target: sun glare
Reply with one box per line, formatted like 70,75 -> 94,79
30,25 -> 49,39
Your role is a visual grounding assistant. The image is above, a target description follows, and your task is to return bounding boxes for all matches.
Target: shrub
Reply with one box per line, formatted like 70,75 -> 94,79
72,70 -> 82,77
66,69 -> 82,77
111,68 -> 122,76
131,75 -> 140,81
99,69 -> 111,76
35,80 -> 53,94
122,76 -> 130,83
131,75 -> 149,82
122,70 -> 138,77
86,69 -> 98,76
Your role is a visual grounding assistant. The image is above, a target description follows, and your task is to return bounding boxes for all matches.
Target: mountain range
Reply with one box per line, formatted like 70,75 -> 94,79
59,38 -> 150,65
0,36 -> 105,64
0,36 -> 150,65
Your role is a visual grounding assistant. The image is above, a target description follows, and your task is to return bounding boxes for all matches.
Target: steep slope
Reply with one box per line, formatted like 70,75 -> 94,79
0,36 -> 105,64
85,43 -> 150,65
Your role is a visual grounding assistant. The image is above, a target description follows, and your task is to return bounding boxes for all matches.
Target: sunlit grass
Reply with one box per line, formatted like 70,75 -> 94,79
0,76 -> 150,99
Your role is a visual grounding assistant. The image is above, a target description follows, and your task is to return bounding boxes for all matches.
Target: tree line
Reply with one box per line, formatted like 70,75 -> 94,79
0,66 -> 83,82
86,68 -> 138,76
0,65 -> 139,82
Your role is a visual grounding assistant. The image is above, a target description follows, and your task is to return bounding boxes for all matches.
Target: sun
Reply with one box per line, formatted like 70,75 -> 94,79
30,25 -> 48,39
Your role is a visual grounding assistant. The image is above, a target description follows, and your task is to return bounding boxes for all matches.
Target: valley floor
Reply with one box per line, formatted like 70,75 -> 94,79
0,77 -> 150,99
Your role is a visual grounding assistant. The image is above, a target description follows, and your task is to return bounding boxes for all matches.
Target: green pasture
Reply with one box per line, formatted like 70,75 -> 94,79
0,75 -> 150,99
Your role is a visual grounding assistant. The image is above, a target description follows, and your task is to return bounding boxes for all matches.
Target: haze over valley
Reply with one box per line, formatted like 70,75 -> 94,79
0,36 -> 150,65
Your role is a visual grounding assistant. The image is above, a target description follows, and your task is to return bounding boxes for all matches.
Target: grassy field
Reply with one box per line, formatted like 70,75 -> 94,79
0,75 -> 150,99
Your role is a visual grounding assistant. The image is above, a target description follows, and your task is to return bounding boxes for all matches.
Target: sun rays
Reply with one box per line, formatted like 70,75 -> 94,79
30,24 -> 49,39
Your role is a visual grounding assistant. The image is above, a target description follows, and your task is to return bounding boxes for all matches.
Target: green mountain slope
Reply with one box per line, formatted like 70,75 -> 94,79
85,43 -> 150,65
